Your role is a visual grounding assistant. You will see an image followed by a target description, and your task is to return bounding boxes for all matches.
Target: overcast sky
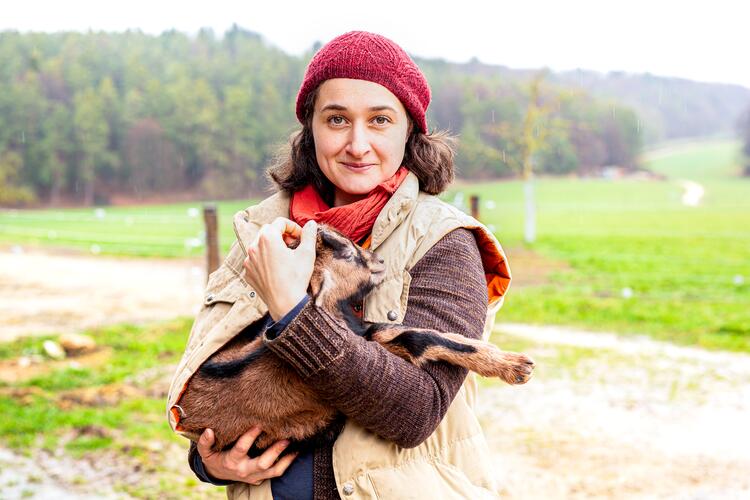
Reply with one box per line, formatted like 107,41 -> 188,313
4,0 -> 747,88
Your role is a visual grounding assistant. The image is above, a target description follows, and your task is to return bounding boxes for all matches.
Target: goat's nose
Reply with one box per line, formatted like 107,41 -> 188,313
378,257 -> 385,264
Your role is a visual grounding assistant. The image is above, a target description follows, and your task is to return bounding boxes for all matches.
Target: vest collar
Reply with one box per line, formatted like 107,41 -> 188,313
369,171 -> 419,250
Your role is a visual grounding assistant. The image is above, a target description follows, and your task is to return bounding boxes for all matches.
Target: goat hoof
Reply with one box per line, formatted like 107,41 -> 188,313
502,354 -> 535,385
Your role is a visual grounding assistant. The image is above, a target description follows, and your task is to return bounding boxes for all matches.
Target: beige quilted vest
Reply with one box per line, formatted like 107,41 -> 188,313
166,172 -> 511,499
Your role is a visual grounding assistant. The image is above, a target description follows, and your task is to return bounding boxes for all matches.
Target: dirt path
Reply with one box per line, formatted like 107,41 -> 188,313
1,248 -> 748,498
0,248 -> 204,342
482,323 -> 750,499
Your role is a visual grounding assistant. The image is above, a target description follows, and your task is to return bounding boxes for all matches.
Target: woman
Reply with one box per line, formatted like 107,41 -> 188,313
167,31 -> 510,499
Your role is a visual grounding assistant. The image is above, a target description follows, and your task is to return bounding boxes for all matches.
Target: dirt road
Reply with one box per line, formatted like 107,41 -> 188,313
0,247 -> 204,342
1,247 -> 748,499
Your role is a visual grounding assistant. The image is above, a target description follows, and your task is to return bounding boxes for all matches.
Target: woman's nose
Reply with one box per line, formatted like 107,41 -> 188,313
346,123 -> 371,158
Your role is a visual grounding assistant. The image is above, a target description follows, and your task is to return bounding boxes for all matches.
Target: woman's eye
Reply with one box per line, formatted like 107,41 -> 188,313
374,116 -> 389,125
328,116 -> 345,125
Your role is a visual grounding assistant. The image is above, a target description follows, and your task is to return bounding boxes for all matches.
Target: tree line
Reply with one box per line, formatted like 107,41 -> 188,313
1,27 -> 643,206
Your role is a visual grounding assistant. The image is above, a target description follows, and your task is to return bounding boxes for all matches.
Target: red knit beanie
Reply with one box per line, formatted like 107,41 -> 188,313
295,31 -> 431,133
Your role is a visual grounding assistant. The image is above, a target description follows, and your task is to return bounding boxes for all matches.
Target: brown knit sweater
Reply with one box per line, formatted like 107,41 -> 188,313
190,228 -> 488,499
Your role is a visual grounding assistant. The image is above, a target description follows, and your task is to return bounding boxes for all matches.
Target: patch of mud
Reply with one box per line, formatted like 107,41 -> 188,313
0,347 -> 112,384
0,447 -> 120,499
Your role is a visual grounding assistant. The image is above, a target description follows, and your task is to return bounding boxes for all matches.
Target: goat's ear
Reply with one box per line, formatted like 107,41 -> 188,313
319,228 -> 354,260
314,269 -> 335,307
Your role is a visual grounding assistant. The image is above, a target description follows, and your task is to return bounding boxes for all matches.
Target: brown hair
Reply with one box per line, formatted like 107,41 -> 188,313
266,86 -> 457,203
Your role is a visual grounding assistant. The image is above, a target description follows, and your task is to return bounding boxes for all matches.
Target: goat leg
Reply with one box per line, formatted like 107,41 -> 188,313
368,325 -> 535,384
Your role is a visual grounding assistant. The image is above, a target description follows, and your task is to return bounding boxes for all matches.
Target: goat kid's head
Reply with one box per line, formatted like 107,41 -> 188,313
309,225 -> 386,309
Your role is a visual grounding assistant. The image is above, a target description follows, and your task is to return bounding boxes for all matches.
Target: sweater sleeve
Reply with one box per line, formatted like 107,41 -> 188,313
263,228 -> 488,448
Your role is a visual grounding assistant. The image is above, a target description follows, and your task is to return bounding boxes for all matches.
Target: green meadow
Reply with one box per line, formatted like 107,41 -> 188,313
0,319 -> 224,498
0,200 -> 249,258
483,139 -> 750,351
0,139 -> 748,350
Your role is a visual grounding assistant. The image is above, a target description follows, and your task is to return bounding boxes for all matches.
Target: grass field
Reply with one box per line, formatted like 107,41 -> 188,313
0,200 -> 250,258
1,139 -> 748,351
473,139 -> 750,351
0,319 -> 224,498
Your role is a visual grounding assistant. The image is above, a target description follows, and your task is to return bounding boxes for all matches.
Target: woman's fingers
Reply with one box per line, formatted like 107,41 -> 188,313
228,426 -> 262,462
255,439 -> 290,471
258,218 -> 303,249
298,220 -> 318,257
256,450 -> 299,480
243,219 -> 316,320
197,427 -> 297,484
271,217 -> 303,239
301,220 -> 317,241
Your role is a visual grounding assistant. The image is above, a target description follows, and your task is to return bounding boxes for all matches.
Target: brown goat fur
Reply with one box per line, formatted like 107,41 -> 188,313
173,225 -> 534,452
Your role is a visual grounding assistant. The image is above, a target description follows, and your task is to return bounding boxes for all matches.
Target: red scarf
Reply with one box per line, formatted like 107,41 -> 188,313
290,167 -> 410,243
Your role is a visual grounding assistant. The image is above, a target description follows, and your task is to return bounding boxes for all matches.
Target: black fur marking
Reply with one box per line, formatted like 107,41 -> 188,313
199,345 -> 268,378
235,318 -> 267,343
320,230 -> 353,260
387,330 -> 477,358
354,246 -> 367,267
363,322 -> 390,341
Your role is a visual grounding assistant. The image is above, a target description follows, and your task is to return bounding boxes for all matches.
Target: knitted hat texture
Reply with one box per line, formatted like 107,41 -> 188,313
295,31 -> 431,133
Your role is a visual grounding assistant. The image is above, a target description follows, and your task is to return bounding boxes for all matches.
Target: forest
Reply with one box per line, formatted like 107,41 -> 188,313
0,26 -> 746,206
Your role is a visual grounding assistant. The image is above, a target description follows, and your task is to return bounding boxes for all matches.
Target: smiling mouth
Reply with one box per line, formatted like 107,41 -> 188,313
341,162 -> 375,169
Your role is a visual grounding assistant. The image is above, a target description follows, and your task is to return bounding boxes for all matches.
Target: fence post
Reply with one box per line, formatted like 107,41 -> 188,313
470,195 -> 480,220
203,204 -> 220,281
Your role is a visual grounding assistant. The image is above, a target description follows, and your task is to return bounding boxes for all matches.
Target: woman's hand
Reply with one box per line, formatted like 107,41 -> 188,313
197,427 -> 297,485
243,218 -> 317,321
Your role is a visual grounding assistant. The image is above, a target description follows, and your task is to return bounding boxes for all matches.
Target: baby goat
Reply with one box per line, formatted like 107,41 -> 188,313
173,225 -> 534,452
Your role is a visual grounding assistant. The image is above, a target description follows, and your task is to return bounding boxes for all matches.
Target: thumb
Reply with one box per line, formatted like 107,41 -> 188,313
198,428 -> 215,455
299,221 -> 318,254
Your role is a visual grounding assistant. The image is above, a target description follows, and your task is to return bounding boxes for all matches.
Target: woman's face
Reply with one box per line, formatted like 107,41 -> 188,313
312,78 -> 411,207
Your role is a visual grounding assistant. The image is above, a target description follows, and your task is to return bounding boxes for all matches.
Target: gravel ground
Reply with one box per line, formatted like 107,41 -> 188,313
481,323 -> 750,499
